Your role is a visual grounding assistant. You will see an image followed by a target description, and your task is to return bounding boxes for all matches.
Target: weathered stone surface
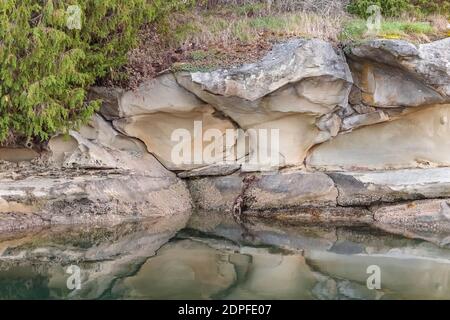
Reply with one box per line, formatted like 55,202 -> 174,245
0,148 -> 39,163
373,199 -> 450,245
341,110 -> 389,131
248,171 -> 338,210
49,114 -> 169,175
188,171 -> 338,213
347,38 -> 450,98
0,173 -> 192,232
349,58 -> 444,107
176,38 -> 353,167
91,73 -> 205,119
329,168 -> 450,206
189,39 -> 352,101
113,105 -> 236,170
307,104 -> 450,171
188,174 -> 243,212
177,162 -> 241,178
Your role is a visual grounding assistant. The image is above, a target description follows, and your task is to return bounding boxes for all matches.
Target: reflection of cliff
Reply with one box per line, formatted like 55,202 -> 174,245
2,214 -> 450,299
0,215 -> 188,299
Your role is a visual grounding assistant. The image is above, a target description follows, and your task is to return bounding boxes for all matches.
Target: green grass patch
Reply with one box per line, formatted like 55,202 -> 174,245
340,19 -> 435,40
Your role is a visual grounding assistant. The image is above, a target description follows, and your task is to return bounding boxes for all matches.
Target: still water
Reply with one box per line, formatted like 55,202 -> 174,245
1,211 -> 450,300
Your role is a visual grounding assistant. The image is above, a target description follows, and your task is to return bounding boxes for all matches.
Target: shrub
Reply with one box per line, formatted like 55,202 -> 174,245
347,0 -> 450,18
0,0 -> 193,145
347,0 -> 411,18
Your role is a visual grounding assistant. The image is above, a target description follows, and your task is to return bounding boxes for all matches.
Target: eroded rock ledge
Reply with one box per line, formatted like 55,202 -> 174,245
1,37 -> 450,240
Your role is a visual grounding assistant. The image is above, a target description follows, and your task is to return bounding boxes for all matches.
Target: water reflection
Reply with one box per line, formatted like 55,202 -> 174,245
0,211 -> 450,300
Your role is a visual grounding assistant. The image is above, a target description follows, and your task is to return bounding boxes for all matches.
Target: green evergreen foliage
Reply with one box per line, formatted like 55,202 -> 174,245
0,0 -> 160,144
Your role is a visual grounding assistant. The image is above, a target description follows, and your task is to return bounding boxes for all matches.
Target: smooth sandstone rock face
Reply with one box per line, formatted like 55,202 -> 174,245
307,104 -> 450,171
49,114 -> 171,175
92,74 -> 237,171
113,105 -> 236,170
177,39 -> 353,167
347,38 -> 450,98
349,59 -> 444,108
2,115 -> 194,232
91,73 -> 205,119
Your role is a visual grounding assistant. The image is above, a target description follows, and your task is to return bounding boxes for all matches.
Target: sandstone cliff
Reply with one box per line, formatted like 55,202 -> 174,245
1,37 -> 450,242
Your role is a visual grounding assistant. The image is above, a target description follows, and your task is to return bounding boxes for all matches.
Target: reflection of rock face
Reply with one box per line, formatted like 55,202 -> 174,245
111,239 -> 317,300
0,217 -> 189,299
306,250 -> 450,300
112,240 -> 237,299
3,215 -> 450,300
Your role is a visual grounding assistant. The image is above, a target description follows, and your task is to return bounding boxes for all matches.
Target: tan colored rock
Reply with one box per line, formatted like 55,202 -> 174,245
329,168 -> 450,206
188,171 -> 338,213
49,114 -> 170,175
91,73 -> 205,119
307,104 -> 450,171
0,174 -> 192,232
347,38 -> 450,98
341,110 -> 389,131
113,105 -> 236,170
190,39 -> 352,101
349,59 -> 444,108
0,148 -> 39,163
176,38 -> 353,168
